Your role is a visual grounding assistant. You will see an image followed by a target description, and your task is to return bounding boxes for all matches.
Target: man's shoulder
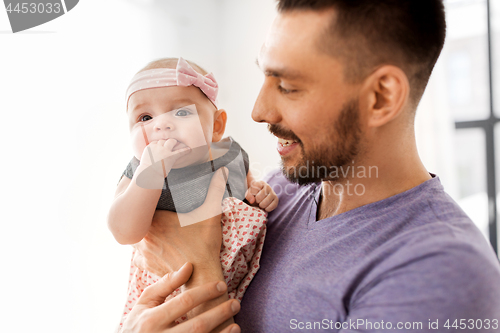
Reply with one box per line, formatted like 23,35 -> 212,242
348,182 -> 500,321
365,176 -> 494,264
360,179 -> 500,297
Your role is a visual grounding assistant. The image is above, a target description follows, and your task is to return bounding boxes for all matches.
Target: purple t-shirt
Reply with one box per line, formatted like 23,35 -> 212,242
235,171 -> 500,332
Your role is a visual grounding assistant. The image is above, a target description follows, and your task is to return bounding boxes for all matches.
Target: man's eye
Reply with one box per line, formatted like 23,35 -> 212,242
139,115 -> 152,122
175,109 -> 191,117
278,85 -> 295,94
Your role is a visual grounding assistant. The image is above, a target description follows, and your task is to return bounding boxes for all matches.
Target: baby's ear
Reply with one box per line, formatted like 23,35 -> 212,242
212,109 -> 227,142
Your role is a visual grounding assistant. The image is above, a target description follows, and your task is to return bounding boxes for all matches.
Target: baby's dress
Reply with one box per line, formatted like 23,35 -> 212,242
115,138 -> 267,331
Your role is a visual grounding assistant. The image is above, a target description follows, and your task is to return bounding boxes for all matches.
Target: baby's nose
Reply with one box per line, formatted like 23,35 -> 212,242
154,116 -> 174,131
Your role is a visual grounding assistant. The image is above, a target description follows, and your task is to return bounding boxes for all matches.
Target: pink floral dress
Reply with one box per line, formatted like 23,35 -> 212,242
116,197 -> 267,331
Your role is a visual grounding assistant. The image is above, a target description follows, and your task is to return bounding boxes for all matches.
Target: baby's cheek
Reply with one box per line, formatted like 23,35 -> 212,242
185,121 -> 211,148
130,128 -> 148,160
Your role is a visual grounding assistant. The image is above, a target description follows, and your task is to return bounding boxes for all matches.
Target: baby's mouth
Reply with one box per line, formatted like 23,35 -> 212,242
173,141 -> 188,151
153,137 -> 189,151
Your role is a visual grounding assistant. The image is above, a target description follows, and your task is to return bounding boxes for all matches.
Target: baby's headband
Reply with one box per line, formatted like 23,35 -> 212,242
126,57 -> 219,108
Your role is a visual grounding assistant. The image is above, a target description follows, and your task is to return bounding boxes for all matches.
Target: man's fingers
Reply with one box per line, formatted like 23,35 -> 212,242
181,167 -> 229,226
220,324 -> 241,333
133,250 -> 146,271
171,299 -> 241,333
138,262 -> 193,306
201,167 -> 229,212
155,280 -> 228,322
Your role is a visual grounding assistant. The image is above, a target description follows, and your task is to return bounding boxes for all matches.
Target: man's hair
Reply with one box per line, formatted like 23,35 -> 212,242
277,0 -> 446,106
139,57 -> 208,75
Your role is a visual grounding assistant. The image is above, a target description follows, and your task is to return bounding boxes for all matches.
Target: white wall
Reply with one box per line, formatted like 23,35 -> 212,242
0,1 -> 278,332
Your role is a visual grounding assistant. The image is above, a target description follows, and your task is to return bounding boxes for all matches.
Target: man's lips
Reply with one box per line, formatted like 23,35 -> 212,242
268,122 -> 301,156
276,137 -> 299,156
277,137 -> 299,147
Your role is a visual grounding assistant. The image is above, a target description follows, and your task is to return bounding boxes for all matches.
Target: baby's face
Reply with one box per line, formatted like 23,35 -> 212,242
127,85 -> 217,168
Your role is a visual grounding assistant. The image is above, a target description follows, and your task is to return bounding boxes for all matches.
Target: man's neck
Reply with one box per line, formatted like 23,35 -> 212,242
316,155 -> 431,221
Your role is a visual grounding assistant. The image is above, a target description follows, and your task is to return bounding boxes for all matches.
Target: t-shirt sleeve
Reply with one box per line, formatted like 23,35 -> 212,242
240,145 -> 250,175
340,240 -> 500,332
117,157 -> 139,185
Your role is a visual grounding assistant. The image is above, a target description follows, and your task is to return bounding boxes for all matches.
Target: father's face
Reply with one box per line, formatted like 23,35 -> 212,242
253,9 -> 363,185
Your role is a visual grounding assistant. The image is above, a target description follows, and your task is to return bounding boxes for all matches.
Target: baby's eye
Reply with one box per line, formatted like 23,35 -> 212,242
139,115 -> 152,122
175,109 -> 191,117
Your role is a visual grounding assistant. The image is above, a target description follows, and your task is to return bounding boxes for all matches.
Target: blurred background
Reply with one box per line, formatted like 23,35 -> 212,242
0,0 -> 498,331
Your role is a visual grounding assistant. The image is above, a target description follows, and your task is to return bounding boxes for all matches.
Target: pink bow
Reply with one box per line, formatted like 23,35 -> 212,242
176,57 -> 218,105
126,57 -> 219,108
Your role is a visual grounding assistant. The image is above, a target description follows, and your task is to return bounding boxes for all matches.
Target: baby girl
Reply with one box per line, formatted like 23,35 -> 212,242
108,57 -> 278,331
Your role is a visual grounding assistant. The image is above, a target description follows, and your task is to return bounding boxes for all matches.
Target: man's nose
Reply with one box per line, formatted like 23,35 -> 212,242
252,80 -> 282,125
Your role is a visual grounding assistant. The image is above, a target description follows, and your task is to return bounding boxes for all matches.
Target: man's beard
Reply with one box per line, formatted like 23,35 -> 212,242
270,99 -> 362,185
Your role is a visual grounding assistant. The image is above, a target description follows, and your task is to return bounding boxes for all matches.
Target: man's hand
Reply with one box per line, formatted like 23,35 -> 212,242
121,262 -> 240,333
133,167 -> 229,278
133,167 -> 234,331
245,180 -> 279,212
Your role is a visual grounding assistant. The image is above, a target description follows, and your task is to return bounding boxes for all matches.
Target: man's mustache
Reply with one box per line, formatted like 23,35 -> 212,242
268,124 -> 301,143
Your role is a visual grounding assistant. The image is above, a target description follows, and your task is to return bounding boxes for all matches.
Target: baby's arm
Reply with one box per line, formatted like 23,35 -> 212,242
107,139 -> 190,245
244,171 -> 279,212
107,164 -> 162,245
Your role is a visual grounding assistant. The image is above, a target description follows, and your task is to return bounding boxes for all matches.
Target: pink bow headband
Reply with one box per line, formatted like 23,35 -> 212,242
126,57 -> 219,108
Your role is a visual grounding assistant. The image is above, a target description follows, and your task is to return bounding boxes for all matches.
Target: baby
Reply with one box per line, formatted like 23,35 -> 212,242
108,57 -> 278,330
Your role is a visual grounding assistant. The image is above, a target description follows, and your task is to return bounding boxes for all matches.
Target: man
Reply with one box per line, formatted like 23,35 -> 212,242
123,1 -> 500,332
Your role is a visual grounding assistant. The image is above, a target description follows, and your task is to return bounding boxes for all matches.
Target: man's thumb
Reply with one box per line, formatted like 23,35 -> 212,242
204,167 -> 229,208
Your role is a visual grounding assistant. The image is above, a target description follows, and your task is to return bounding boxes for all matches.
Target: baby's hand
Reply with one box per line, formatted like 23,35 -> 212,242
140,139 -> 191,177
245,180 -> 279,212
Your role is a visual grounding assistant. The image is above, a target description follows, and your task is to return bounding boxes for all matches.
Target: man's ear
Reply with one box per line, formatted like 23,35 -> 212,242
360,65 -> 410,128
212,109 -> 227,142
